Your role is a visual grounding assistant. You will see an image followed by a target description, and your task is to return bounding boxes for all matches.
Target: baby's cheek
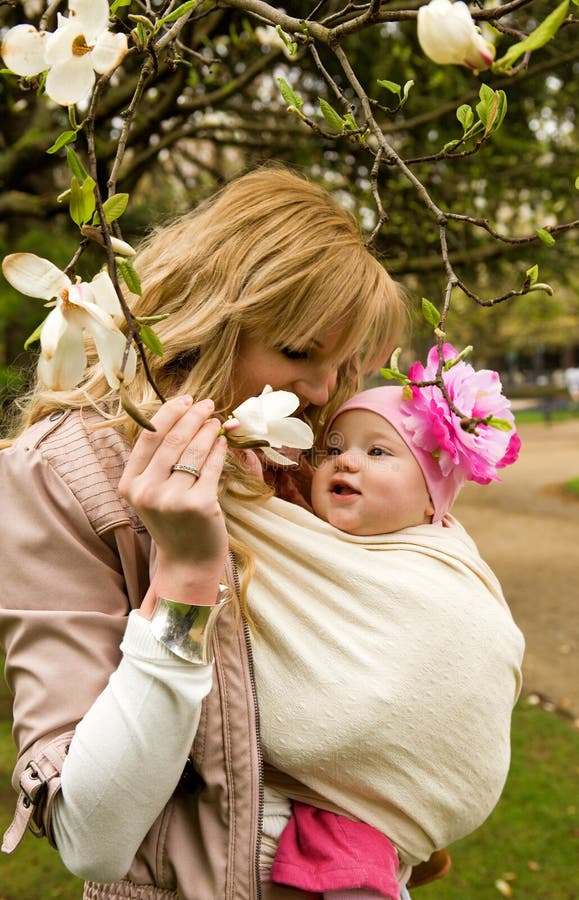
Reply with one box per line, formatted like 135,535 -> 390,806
309,469 -> 327,515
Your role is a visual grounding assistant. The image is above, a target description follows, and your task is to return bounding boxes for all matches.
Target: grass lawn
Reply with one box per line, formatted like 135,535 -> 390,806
563,477 -> 579,498
514,406 -> 579,425
0,670 -> 578,899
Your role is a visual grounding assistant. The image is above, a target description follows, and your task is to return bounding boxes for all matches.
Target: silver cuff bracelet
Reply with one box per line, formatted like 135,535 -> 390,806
150,584 -> 232,665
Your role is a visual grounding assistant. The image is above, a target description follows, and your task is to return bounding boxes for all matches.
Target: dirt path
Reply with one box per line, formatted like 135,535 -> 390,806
452,418 -> 579,719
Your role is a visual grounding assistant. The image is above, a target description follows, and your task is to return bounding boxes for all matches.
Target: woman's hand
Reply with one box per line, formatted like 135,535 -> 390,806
119,395 -> 229,613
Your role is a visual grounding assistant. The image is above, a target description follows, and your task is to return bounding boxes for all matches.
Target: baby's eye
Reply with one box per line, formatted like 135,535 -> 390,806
280,346 -> 310,361
325,446 -> 342,457
368,446 -> 390,457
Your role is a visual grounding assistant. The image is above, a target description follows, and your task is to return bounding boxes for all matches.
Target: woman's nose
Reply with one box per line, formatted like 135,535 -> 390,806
295,367 -> 338,408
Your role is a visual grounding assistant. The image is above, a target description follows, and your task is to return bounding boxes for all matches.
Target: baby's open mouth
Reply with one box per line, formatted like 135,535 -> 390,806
331,483 -> 360,496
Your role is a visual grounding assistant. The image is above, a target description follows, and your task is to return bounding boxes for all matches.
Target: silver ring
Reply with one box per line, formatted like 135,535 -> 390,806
171,463 -> 201,479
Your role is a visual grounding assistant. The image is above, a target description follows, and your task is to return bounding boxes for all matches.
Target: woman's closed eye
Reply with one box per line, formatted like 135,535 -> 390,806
280,346 -> 310,361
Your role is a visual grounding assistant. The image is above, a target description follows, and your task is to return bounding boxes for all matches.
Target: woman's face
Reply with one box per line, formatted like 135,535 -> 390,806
231,325 -> 347,413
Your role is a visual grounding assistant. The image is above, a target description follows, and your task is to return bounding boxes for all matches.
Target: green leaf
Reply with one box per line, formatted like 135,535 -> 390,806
128,14 -> 155,30
100,193 -> 129,224
402,80 -> 414,104
536,228 -> 556,247
456,104 -> 474,132
277,77 -> 303,110
47,130 -> 77,154
487,417 -> 513,432
117,258 -> 142,295
476,86 -> 507,136
421,297 -> 441,327
24,318 -> 47,350
81,177 -> 97,224
389,347 -> 402,371
444,345 -> 473,370
69,175 -> 96,227
140,325 -> 164,356
575,176 -> 579,190
377,78 -> 401,96
319,98 -> 344,130
135,21 -> 148,47
275,25 -> 297,53
380,368 -> 410,385
158,0 -> 198,25
526,264 -> 539,285
343,113 -> 358,131
490,90 -> 508,134
134,313 -> 170,324
110,0 -> 132,13
493,0 -> 569,70
66,146 -> 89,181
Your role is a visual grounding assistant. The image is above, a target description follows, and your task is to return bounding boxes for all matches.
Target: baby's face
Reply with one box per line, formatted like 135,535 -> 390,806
311,409 -> 434,536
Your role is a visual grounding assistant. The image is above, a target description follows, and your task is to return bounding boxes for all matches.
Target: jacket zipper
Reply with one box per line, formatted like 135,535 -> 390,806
233,558 -> 264,900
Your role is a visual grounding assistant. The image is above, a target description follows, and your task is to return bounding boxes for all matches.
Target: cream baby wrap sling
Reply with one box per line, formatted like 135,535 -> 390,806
224,494 -> 524,866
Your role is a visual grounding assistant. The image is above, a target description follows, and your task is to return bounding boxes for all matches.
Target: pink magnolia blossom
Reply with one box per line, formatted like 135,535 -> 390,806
401,343 -> 520,484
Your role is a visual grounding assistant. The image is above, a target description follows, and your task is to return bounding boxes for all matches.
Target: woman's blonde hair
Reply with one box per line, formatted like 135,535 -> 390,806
5,165 -> 406,615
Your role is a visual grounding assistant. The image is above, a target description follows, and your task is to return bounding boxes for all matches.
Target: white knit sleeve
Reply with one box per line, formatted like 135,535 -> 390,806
51,609 -> 213,883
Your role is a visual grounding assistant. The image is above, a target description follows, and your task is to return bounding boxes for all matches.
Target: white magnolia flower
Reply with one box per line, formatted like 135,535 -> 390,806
417,0 -> 494,70
1,0 -> 128,106
1,23 -> 49,77
227,385 -> 314,466
2,253 -> 136,391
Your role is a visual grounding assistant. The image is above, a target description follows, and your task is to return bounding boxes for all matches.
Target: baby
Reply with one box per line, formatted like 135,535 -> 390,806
224,347 -> 524,900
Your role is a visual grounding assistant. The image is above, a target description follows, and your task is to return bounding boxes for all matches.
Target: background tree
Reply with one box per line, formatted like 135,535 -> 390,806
1,0 -> 578,404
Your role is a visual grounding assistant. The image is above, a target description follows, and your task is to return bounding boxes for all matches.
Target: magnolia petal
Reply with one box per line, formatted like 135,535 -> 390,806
69,291 -> 123,336
86,317 -> 135,389
89,271 -> 123,321
45,20 -> 85,66
417,0 -> 493,68
2,253 -> 70,300
264,417 -> 314,449
39,306 -> 69,357
69,0 -> 110,41
38,309 -> 86,389
90,30 -> 128,75
464,34 -> 495,69
231,396 -> 268,436
261,446 -> 299,467
45,55 -> 95,105
1,25 -> 48,76
260,388 -> 300,420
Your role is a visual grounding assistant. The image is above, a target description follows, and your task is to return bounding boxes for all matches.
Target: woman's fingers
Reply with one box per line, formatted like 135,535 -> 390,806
182,434 -> 228,494
168,419 -> 225,489
121,396 -> 213,482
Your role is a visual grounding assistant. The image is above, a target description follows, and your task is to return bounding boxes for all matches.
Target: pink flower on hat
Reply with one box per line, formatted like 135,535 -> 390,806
401,343 -> 521,485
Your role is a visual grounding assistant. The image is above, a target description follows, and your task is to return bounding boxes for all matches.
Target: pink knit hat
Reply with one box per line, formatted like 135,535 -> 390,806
326,386 -> 464,523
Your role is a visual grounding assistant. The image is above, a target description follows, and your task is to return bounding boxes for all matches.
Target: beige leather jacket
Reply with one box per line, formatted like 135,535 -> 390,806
0,409 -> 274,900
